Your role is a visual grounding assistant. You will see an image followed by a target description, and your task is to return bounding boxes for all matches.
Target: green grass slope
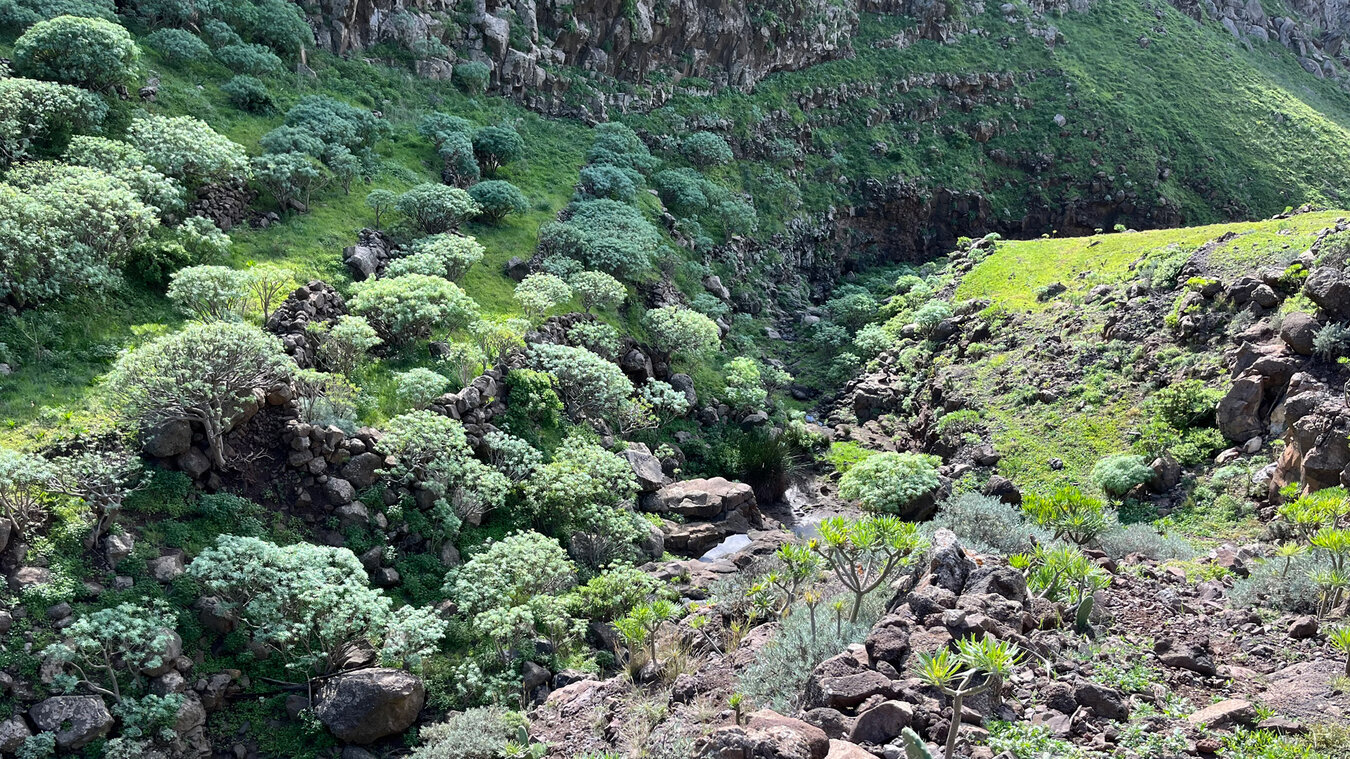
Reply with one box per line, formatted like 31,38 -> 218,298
624,0 -> 1350,233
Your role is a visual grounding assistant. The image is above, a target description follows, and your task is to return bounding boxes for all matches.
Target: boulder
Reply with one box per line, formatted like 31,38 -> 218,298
143,420 -> 193,458
826,739 -> 874,758
1073,680 -> 1130,721
29,696 -> 114,749
149,553 -> 186,582
863,615 -> 911,668
811,670 -> 896,711
1304,266 -> 1350,320
624,443 -> 668,492
848,700 -> 912,745
324,478 -> 356,505
1288,615 -> 1319,639
1279,312 -> 1319,355
802,708 -> 854,740
8,566 -> 50,592
1188,699 -> 1257,729
341,453 -> 384,490
646,477 -> 756,519
1217,376 -> 1265,442
105,532 -> 135,567
923,529 -> 974,594
696,710 -> 829,759
963,565 -> 1028,604
142,629 -> 184,677
0,715 -> 31,752
1154,636 -> 1216,676
316,668 -> 425,744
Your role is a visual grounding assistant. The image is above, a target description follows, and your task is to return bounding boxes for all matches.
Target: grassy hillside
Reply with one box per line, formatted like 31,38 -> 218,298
957,210 -> 1347,310
918,212 -> 1349,542
625,0 -> 1350,233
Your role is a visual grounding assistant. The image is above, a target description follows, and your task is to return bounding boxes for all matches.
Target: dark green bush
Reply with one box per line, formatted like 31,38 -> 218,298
220,74 -> 273,112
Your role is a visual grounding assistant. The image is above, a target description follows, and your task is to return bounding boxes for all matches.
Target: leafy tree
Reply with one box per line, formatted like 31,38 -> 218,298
469,317 -> 530,365
912,299 -> 953,333
0,447 -> 57,538
418,112 -> 473,145
348,273 -> 480,347
251,152 -> 325,212
258,125 -> 326,157
586,122 -> 657,173
167,265 -> 250,321
214,42 -> 281,75
514,273 -> 573,320
639,379 -> 690,422
43,601 -> 177,702
105,322 -> 296,468
0,77 -> 107,167
452,61 -> 490,93
811,515 -> 925,621
826,290 -> 878,330
1330,625 -> 1350,677
538,199 -> 661,276
0,0 -> 114,27
220,74 -> 273,112
365,188 -> 397,230
12,15 -> 139,92
614,600 -> 678,668
853,323 -> 894,358
507,368 -> 564,426
837,451 -> 942,515
400,233 -> 484,281
0,162 -> 158,305
378,410 -> 507,531
471,125 -> 524,174
394,367 -> 450,410
568,271 -> 625,313
441,132 -> 481,186
577,164 -> 637,201
681,131 -> 733,167
567,321 -> 622,359
325,145 -> 361,194
62,136 -> 184,217
646,306 -> 720,358
468,180 -> 527,222
653,168 -> 709,216
527,343 -> 633,420
292,369 -> 358,426
144,28 -> 208,64
724,356 -> 768,412
245,264 -> 297,323
525,433 -> 639,538
189,536 -> 444,679
126,115 -> 249,188
284,95 -> 389,155
915,638 -> 1023,759
397,183 -> 480,234
49,449 -> 141,547
1012,543 -> 1110,631
481,431 -> 542,483
311,314 -> 381,374
445,531 -> 580,657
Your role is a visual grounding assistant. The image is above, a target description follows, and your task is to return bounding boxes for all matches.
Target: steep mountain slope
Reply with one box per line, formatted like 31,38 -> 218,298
3,0 -> 1350,756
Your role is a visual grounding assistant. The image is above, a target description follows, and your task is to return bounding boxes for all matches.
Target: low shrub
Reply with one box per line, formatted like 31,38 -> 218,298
221,75 -> 273,113
1091,454 -> 1153,498
1098,523 -> 1195,561
930,492 -> 1050,555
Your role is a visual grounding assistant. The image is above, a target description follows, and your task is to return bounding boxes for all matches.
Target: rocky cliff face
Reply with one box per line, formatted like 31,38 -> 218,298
301,0 -> 860,116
